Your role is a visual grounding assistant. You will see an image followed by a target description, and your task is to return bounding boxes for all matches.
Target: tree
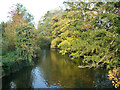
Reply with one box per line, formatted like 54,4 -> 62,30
50,0 -> 120,70
37,10 -> 63,48
38,10 -> 63,37
3,3 -> 38,61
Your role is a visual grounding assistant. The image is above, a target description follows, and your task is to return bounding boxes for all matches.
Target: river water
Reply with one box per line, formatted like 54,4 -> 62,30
2,49 -> 113,88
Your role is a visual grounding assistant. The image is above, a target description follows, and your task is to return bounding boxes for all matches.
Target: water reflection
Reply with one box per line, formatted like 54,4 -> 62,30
2,67 -> 33,88
2,49 -> 112,88
10,81 -> 16,88
31,66 -> 47,88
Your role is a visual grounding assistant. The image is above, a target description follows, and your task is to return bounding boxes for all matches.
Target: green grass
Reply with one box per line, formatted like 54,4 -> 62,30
1,50 -> 18,73
1,50 -> 33,77
2,51 -> 17,63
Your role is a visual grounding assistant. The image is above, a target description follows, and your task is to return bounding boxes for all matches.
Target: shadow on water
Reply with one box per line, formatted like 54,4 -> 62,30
2,49 -> 113,88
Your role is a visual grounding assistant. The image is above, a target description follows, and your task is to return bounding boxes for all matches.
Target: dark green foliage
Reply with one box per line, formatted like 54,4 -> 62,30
35,36 -> 51,49
16,25 -> 37,62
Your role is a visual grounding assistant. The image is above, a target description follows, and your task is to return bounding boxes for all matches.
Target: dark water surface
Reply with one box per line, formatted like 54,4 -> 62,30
2,49 -> 113,88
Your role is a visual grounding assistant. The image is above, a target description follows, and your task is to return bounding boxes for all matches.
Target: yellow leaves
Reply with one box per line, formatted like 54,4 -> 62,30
86,11 -> 96,17
82,24 -> 92,30
106,60 -> 110,64
108,68 -> 120,88
51,37 -> 62,49
114,78 -> 118,82
112,81 -> 115,86
51,14 -> 61,22
115,84 -> 119,88
67,11 -> 75,17
112,81 -> 119,88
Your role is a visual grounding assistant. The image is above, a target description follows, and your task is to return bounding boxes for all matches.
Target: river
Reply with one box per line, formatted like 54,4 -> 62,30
2,49 -> 113,88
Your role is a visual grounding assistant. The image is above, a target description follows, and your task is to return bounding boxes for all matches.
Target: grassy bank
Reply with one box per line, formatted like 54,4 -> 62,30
1,51 -> 33,78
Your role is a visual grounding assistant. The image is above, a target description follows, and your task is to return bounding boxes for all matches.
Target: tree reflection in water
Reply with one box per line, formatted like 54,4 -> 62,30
2,49 -> 112,88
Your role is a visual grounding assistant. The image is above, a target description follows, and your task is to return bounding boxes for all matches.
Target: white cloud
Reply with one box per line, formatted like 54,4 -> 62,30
0,0 -> 65,27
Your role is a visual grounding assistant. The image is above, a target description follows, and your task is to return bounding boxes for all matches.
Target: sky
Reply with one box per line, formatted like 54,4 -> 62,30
0,0 -> 66,27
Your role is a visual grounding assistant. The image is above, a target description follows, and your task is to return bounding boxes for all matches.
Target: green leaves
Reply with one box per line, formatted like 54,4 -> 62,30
50,1 -> 120,70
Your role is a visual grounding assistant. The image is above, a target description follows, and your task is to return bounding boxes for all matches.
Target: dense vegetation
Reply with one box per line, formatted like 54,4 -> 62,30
38,1 -> 120,88
1,4 -> 40,76
1,0 -> 120,88
50,1 -> 120,69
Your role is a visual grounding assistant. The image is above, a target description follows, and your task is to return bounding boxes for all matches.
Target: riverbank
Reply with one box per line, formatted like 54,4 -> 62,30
2,49 -> 113,88
1,51 -> 34,78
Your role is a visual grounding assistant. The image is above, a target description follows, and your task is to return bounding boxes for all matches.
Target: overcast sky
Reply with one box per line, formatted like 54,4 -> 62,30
0,0 -> 65,27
